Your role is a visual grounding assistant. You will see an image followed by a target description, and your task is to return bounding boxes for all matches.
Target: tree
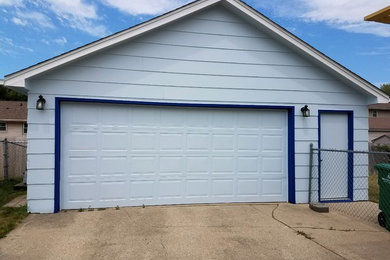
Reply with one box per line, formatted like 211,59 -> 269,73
380,83 -> 390,97
0,86 -> 27,101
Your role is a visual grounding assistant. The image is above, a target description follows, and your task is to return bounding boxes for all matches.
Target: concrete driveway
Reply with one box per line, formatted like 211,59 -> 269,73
0,203 -> 389,259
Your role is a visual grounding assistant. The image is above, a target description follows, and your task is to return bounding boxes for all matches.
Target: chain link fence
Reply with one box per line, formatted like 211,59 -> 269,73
309,143 -> 390,226
0,139 -> 27,180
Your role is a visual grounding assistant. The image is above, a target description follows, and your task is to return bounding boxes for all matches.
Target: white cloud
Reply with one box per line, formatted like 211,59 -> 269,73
0,37 -> 33,55
42,0 -> 109,37
0,0 -> 23,6
44,0 -> 98,20
14,11 -> 55,29
12,17 -> 27,26
54,36 -> 67,45
101,0 -> 191,15
253,0 -> 390,37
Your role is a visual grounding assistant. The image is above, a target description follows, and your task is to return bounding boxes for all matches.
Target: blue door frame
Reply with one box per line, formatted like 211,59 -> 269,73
318,110 -> 354,203
54,97 -> 296,212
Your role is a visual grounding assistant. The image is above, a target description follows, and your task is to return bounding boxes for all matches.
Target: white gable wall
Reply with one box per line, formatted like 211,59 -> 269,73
26,5 -> 369,213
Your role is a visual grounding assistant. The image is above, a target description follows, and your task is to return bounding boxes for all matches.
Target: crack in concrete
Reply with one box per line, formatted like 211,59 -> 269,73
292,226 -> 386,233
255,204 -> 349,260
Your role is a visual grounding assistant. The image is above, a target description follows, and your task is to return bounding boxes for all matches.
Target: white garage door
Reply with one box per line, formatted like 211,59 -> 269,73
60,102 -> 288,209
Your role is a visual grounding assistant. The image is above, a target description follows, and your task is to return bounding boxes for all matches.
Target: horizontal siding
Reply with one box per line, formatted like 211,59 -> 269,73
110,42 -> 315,67
27,169 -> 54,185
28,184 -> 54,200
27,199 -> 53,213
26,5 -> 371,211
28,154 -> 55,169
27,139 -> 54,154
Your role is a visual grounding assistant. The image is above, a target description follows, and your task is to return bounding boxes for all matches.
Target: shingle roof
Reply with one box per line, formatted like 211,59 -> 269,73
369,103 -> 390,110
0,101 -> 27,121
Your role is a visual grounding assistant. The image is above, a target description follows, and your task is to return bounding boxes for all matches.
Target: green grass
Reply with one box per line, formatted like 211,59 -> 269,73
0,179 -> 28,238
369,174 -> 379,203
0,179 -> 26,207
0,206 -> 28,238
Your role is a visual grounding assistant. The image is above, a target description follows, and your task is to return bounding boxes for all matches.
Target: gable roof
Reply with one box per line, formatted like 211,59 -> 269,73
0,101 -> 27,122
3,0 -> 389,103
372,134 -> 390,143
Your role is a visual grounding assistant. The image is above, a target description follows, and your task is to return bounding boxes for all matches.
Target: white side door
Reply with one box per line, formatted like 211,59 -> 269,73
320,112 -> 350,200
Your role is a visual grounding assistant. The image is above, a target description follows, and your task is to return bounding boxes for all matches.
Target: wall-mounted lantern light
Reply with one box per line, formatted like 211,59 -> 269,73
301,105 -> 310,117
36,95 -> 46,110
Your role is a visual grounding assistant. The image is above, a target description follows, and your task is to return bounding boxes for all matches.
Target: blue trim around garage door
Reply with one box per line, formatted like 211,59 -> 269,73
318,110 -> 354,203
54,97 -> 296,212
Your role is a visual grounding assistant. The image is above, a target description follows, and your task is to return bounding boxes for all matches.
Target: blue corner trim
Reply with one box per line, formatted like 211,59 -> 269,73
318,110 -> 353,203
53,97 -> 297,211
54,98 -> 61,213
287,107 -> 296,203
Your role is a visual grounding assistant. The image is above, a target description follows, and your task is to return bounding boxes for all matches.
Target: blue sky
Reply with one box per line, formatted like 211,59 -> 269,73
0,0 -> 389,86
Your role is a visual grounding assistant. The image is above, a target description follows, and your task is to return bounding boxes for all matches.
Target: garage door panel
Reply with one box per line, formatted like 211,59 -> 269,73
101,133 -> 128,150
186,180 -> 210,197
237,157 -> 258,172
187,134 -> 210,150
70,133 -> 98,150
67,183 -> 96,202
212,134 -> 235,150
261,112 -> 285,129
158,180 -> 184,198
187,157 -> 209,172
101,157 -> 127,174
160,134 -> 184,150
159,157 -> 184,173
237,179 -> 259,196
212,157 -> 235,172
262,157 -> 283,172
237,135 -> 259,151
132,133 -> 157,150
61,103 -> 288,209
130,181 -> 156,199
212,179 -> 234,196
262,179 -> 284,196
263,135 -> 284,151
131,157 -> 156,173
100,182 -> 127,200
69,157 -> 97,176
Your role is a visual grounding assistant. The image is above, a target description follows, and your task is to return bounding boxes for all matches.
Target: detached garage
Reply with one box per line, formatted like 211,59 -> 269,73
3,0 -> 388,213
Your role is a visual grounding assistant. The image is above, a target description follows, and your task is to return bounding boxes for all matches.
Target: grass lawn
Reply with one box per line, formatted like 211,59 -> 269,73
0,179 -> 26,207
0,206 -> 28,238
0,179 -> 28,238
369,174 -> 379,203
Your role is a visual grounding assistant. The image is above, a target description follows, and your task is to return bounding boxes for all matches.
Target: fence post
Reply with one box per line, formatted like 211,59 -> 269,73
3,138 -> 9,181
308,143 -> 313,204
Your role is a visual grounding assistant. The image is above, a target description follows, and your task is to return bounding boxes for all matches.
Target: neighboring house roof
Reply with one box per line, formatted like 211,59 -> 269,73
365,6 -> 390,24
372,134 -> 390,143
2,0 -> 389,103
369,103 -> 390,110
0,101 -> 27,122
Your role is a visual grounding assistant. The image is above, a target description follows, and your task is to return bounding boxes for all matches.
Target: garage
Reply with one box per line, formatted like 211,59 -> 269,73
60,102 -> 288,209
5,0 -> 387,213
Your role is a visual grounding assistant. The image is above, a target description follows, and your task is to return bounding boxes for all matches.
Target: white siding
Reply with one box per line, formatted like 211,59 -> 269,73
26,5 -> 369,212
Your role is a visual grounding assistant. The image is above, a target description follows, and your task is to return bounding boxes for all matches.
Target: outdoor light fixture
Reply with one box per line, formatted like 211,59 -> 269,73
36,95 -> 46,110
301,105 -> 310,117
